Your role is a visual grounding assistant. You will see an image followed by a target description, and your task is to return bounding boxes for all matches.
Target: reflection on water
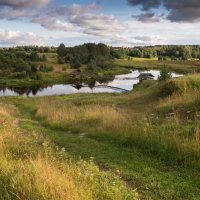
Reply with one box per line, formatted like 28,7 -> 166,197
0,70 -> 182,97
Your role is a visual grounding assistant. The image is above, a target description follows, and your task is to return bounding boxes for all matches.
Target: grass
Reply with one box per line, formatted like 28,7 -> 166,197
113,59 -> 200,74
129,57 -> 158,61
33,87 -> 200,168
1,72 -> 200,199
36,101 -> 131,133
0,101 -> 138,200
12,92 -> 200,200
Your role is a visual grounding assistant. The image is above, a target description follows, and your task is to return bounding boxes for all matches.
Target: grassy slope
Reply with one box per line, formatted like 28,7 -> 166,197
0,101 -> 138,200
1,74 -> 200,199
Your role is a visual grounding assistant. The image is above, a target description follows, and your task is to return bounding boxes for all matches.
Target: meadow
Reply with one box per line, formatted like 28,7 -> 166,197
0,101 -> 138,200
1,55 -> 200,199
1,72 -> 200,199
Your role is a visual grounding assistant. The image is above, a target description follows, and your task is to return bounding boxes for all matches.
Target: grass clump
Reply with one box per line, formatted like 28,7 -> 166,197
158,74 -> 200,97
36,100 -> 131,134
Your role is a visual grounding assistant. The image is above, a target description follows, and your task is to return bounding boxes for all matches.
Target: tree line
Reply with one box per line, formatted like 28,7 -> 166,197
0,48 -> 52,79
127,45 -> 200,60
57,43 -> 112,70
58,44 -> 200,69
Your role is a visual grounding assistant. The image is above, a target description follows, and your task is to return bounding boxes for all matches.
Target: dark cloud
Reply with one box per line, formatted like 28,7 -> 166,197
132,12 -> 163,22
127,0 -> 161,11
128,0 -> 200,22
0,0 -> 50,9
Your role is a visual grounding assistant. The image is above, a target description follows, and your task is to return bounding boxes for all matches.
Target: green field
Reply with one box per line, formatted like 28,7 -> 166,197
1,73 -> 200,199
113,58 -> 200,74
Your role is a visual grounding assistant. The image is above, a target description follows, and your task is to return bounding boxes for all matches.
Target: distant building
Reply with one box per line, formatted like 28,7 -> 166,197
138,73 -> 154,82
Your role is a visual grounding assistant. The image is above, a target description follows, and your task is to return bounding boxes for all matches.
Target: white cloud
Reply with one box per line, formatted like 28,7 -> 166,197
0,30 -> 43,46
32,17 -> 74,31
70,14 -> 125,38
134,35 -> 167,45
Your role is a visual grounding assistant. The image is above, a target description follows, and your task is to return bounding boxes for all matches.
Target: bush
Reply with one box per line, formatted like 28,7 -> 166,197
159,67 -> 172,81
159,80 -> 181,97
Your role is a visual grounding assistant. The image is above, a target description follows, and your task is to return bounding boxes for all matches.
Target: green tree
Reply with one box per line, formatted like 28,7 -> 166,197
159,67 -> 172,81
57,43 -> 66,57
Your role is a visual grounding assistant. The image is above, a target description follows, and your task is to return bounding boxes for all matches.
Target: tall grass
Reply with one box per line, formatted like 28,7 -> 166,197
35,75 -> 200,168
36,101 -> 131,134
0,103 -> 138,200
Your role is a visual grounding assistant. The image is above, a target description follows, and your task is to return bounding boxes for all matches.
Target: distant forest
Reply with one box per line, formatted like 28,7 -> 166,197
57,44 -> 200,68
1,44 -> 200,79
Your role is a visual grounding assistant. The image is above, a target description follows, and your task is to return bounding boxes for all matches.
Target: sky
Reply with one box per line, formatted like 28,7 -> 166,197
0,0 -> 200,47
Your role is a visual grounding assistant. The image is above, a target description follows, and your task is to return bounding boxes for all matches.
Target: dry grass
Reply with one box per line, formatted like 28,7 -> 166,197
35,92 -> 200,167
0,103 -> 138,200
36,100 -> 131,133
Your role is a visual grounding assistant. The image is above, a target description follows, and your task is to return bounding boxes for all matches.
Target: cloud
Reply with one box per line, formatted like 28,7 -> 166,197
32,17 -> 74,31
134,35 -> 166,45
69,14 -> 124,38
127,0 -> 161,11
48,3 -> 100,17
0,30 -> 43,46
127,0 -> 200,22
132,12 -> 164,22
0,0 -> 51,9
0,0 -> 51,20
0,1 -> 168,46
32,3 -> 125,42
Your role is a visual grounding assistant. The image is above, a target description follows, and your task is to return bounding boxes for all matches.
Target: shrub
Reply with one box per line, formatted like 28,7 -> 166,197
158,67 -> 172,81
159,80 -> 181,97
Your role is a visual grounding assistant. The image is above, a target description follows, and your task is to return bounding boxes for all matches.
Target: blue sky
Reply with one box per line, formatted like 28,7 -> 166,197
0,0 -> 200,46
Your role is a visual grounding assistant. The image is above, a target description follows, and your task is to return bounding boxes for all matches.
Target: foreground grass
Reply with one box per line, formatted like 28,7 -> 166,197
34,77 -> 200,168
0,102 -> 138,200
1,74 -> 200,199
12,92 -> 200,200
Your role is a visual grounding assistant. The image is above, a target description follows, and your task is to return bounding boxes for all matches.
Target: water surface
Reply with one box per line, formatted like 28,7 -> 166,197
0,70 -> 182,97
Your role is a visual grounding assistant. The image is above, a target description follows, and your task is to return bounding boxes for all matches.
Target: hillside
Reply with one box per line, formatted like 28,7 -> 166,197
1,74 -> 200,199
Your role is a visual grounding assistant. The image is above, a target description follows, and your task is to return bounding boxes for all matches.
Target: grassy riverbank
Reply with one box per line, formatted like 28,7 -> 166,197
113,58 -> 200,74
1,74 -> 200,199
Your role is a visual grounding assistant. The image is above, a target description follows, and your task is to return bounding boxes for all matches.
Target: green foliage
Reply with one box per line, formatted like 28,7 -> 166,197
31,63 -> 38,73
30,51 -> 40,61
57,43 -> 111,69
9,71 -> 27,79
125,45 -> 200,60
158,67 -> 172,81
57,43 -> 67,58
69,56 -> 81,69
39,64 -> 54,72
87,59 -> 96,70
